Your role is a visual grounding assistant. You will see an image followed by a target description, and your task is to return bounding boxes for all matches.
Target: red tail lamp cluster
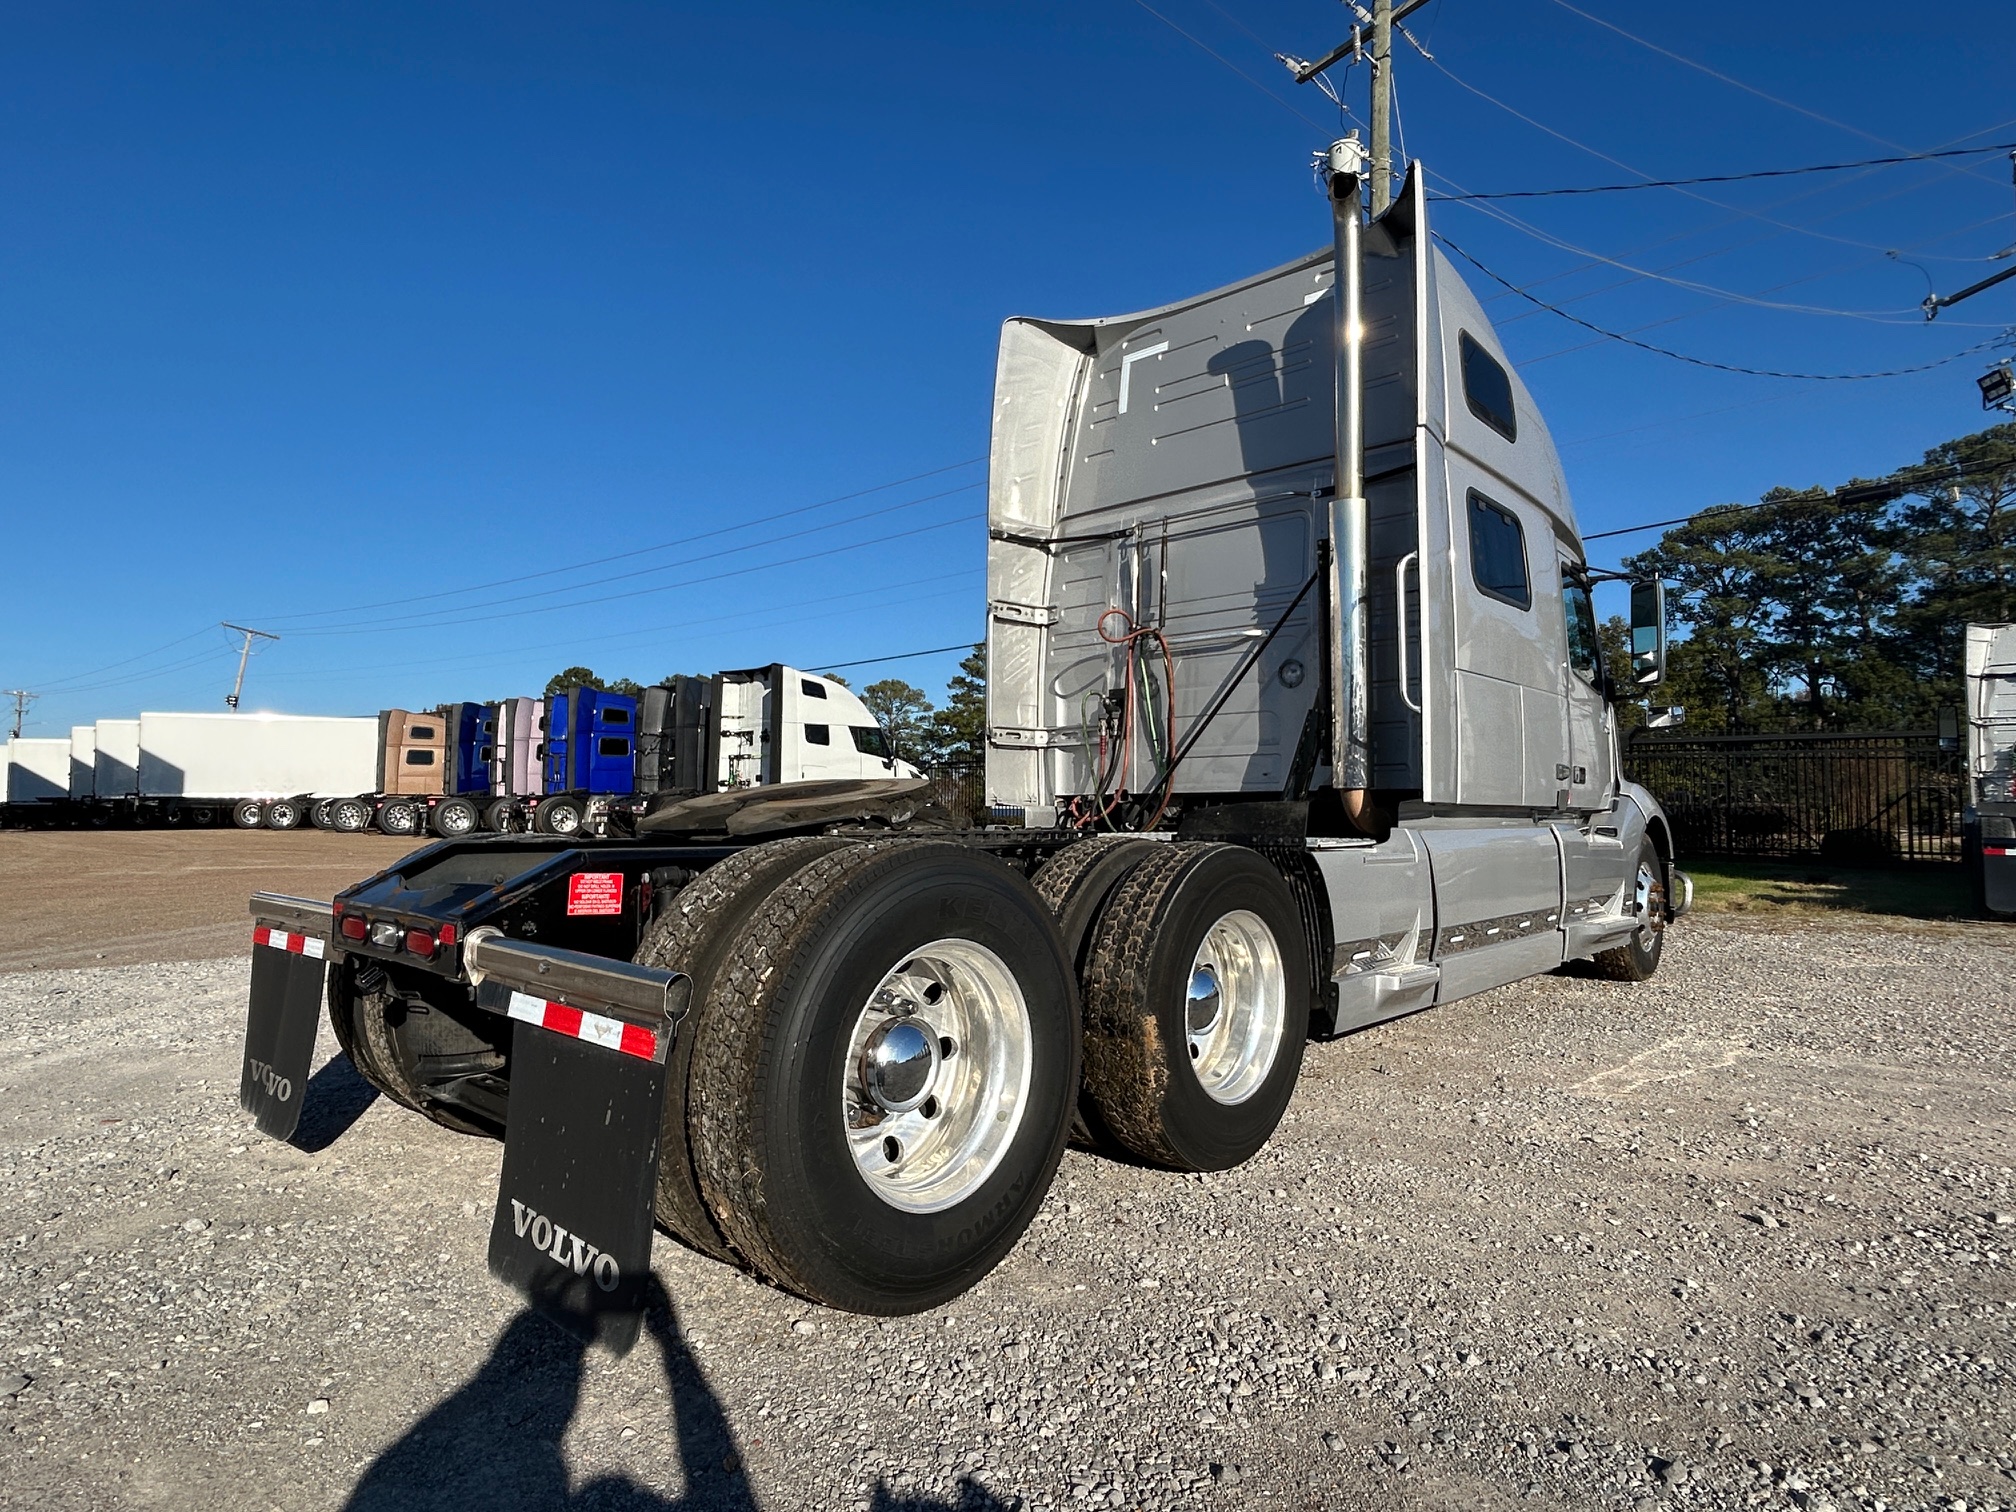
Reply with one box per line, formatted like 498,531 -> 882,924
333,905 -> 456,959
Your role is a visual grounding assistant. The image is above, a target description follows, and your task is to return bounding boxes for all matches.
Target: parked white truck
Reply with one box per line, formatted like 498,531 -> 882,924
1966,621 -> 2016,916
237,153 -> 1689,1350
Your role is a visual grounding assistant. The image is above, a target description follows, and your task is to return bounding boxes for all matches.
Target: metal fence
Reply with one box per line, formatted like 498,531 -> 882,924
1622,730 -> 1965,865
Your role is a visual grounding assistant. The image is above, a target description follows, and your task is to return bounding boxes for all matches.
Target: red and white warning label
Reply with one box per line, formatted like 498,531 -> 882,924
565,871 -> 626,917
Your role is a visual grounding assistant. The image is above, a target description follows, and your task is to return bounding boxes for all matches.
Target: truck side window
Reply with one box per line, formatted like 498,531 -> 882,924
1467,493 -> 1530,609
850,726 -> 890,758
597,737 -> 631,758
804,723 -> 832,745
601,707 -> 632,727
1563,570 -> 1601,684
411,725 -> 437,741
801,679 -> 828,699
1458,332 -> 1517,443
403,750 -> 436,766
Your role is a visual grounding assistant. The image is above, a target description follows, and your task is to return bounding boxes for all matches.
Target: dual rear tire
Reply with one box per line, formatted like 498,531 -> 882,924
636,839 -> 1081,1313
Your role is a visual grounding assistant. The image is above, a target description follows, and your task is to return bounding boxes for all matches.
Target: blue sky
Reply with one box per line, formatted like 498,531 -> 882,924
4,0 -> 2012,736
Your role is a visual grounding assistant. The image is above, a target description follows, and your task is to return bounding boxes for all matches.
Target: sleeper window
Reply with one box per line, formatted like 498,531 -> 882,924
801,679 -> 828,699
803,723 -> 831,745
1458,332 -> 1517,443
1467,493 -> 1531,610
597,737 -> 631,758
403,750 -> 436,766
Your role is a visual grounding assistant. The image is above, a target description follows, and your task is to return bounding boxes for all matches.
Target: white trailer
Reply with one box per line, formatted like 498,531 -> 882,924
68,726 -> 97,802
138,712 -> 379,829
4,738 -> 71,812
94,719 -> 142,804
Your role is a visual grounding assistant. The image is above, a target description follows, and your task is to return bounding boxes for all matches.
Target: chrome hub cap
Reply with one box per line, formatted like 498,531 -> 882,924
1632,860 -> 1667,948
842,939 -> 1032,1214
1185,910 -> 1286,1106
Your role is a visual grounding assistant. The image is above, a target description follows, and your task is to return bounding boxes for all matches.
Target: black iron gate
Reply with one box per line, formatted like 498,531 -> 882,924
1623,730 -> 1965,865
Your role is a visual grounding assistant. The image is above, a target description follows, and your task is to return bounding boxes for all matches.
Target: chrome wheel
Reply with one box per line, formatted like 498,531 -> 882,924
840,939 -> 1032,1215
1631,858 -> 1667,949
1185,909 -> 1286,1106
332,799 -> 370,832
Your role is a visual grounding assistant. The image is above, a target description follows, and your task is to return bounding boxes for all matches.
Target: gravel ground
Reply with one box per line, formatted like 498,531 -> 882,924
2,918 -> 2012,1512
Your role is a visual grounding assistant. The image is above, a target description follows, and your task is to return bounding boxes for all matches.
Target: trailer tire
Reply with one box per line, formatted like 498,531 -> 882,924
482,798 -> 519,834
632,836 -> 852,1261
263,799 -> 303,831
688,841 -> 1079,1313
1584,843 -> 1667,982
533,796 -> 585,835
431,797 -> 480,838
376,799 -> 422,837
231,799 -> 266,830
309,799 -> 337,830
1079,843 -> 1308,1172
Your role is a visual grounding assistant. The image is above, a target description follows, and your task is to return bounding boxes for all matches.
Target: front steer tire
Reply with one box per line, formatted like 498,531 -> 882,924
687,841 -> 1080,1313
1585,841 -> 1668,982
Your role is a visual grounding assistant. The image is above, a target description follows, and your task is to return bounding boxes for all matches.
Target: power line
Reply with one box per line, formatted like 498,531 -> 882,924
1435,231 -> 2013,380
1126,0 -> 1331,131
1543,0 -> 2014,193
812,643 -> 978,674
258,456 -> 986,625
282,485 -> 983,638
1433,143 -> 2016,201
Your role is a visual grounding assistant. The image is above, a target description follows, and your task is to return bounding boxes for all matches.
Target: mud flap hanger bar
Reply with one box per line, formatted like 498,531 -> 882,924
464,927 -> 692,1356
242,892 -> 336,1142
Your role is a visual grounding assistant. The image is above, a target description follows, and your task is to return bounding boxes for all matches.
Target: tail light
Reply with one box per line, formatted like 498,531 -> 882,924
339,915 -> 368,941
368,920 -> 400,949
437,923 -> 459,947
403,929 -> 437,958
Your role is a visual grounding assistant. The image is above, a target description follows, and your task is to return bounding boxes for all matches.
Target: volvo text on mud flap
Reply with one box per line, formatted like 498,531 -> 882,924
466,928 -> 691,1354
241,893 -> 335,1141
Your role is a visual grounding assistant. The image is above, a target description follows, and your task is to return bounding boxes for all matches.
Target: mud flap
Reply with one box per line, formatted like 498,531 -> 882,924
467,935 -> 689,1356
241,898 -> 335,1141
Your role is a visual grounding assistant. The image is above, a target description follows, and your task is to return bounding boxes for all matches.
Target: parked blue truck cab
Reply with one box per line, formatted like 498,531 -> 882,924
532,686 -> 638,835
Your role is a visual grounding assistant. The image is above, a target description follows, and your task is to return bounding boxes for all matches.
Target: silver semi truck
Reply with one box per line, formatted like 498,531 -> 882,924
237,154 -> 1690,1350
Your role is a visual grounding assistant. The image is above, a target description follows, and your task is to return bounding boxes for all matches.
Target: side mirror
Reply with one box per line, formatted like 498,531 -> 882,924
1646,705 -> 1686,730
1629,579 -> 1668,687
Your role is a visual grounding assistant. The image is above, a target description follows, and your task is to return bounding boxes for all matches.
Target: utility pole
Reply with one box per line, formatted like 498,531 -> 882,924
1368,0 -> 1394,216
4,689 -> 32,739
221,623 -> 279,711
1283,0 -> 1432,217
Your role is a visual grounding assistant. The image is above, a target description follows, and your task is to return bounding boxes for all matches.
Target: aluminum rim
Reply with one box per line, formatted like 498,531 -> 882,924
840,938 -> 1032,1215
544,803 -> 580,834
1185,909 -> 1286,1106
1632,859 -> 1667,949
333,801 -> 368,831
439,803 -> 473,834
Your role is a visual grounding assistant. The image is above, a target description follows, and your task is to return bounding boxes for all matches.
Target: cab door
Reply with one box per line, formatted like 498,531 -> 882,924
1559,556 -> 1613,811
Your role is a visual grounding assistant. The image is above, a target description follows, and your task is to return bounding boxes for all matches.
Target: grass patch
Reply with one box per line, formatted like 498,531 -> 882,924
1682,859 -> 1977,922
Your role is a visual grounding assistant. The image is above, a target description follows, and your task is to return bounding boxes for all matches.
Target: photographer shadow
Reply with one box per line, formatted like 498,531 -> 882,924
343,1277 -> 1018,1512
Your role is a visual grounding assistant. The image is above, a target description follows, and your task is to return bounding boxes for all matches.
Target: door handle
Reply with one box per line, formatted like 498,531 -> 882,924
1395,551 -> 1421,715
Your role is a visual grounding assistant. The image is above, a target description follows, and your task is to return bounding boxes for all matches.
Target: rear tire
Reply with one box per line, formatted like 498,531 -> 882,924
533,796 -> 584,835
330,797 -> 372,832
431,797 -> 480,838
631,836 -> 851,1261
326,957 -> 498,1137
309,799 -> 337,830
688,841 -> 1079,1313
1079,843 -> 1309,1172
231,799 -> 265,830
263,799 -> 303,831
376,799 -> 421,837
1585,843 -> 1667,981
483,797 -> 519,834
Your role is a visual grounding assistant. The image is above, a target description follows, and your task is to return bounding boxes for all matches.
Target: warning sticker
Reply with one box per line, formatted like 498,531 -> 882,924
566,872 -> 626,917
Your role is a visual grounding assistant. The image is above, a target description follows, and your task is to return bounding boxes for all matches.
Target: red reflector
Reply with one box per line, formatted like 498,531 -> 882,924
1988,846 -> 2011,858
403,929 -> 437,958
437,922 -> 459,946
339,916 -> 368,941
